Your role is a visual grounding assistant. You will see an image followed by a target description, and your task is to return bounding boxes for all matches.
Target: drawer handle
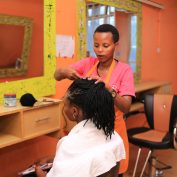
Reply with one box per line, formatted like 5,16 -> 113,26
35,117 -> 50,123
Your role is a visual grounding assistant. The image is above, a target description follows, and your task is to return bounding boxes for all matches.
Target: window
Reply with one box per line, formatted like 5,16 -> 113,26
129,15 -> 137,73
87,4 -> 115,57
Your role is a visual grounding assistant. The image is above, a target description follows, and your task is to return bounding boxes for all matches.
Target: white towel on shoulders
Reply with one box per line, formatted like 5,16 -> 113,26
47,120 -> 125,177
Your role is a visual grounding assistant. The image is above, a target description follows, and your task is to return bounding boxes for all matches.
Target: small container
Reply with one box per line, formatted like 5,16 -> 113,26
4,94 -> 17,107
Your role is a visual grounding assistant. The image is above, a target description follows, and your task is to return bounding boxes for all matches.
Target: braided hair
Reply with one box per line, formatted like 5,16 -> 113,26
67,78 -> 115,138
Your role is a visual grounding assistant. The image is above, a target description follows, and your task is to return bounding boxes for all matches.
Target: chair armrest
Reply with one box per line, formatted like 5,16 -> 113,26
173,119 -> 177,150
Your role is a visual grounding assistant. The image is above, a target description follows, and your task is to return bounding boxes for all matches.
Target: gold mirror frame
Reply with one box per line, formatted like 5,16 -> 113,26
0,14 -> 33,77
0,0 -> 56,104
77,0 -> 142,82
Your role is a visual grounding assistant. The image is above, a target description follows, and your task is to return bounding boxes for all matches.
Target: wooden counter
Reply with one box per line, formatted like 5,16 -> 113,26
0,98 -> 62,148
130,81 -> 172,112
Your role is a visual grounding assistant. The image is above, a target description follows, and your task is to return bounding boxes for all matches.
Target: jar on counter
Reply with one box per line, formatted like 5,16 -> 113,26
4,94 -> 17,107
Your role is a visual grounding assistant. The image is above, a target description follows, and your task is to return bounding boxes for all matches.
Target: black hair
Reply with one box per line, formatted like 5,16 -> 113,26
94,24 -> 119,43
67,78 -> 115,138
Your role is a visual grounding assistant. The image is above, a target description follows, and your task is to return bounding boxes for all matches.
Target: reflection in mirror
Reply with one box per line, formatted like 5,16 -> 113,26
0,24 -> 24,69
77,0 -> 142,82
0,0 -> 56,105
0,14 -> 33,78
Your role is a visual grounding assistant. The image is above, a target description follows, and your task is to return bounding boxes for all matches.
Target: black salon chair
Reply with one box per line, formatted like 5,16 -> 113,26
127,94 -> 177,177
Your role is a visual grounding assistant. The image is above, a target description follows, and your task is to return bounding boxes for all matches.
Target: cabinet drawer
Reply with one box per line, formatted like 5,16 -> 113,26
23,105 -> 60,138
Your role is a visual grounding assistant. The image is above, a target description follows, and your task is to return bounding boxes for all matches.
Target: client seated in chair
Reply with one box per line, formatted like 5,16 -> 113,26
35,78 -> 125,177
128,94 -> 177,177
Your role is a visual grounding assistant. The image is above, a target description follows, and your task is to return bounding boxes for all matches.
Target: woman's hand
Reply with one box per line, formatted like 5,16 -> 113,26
35,165 -> 47,177
87,76 -> 103,84
87,76 -> 112,90
87,76 -> 132,113
34,156 -> 54,177
54,67 -> 81,81
64,68 -> 81,80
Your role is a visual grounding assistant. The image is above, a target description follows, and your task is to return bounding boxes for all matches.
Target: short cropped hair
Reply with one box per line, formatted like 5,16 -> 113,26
94,24 -> 119,43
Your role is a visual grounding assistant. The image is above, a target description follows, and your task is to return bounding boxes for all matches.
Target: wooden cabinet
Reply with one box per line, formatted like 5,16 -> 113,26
0,112 -> 22,148
0,98 -> 62,148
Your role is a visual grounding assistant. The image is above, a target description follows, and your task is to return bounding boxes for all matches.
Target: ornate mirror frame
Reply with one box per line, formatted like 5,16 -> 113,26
0,0 -> 56,104
0,14 -> 33,77
77,0 -> 142,82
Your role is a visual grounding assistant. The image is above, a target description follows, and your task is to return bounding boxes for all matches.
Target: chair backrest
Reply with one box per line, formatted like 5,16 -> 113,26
144,94 -> 177,132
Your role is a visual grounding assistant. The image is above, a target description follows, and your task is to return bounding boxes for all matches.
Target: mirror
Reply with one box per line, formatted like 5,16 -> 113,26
0,14 -> 33,77
0,0 -> 56,104
77,0 -> 142,82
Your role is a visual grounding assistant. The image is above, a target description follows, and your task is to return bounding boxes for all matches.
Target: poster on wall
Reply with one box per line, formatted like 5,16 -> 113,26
56,34 -> 75,58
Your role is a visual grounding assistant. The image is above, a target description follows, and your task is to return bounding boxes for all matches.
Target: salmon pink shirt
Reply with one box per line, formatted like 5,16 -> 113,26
71,57 -> 135,97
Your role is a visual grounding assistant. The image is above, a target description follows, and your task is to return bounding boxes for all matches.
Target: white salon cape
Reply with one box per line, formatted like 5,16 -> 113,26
47,120 -> 125,177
